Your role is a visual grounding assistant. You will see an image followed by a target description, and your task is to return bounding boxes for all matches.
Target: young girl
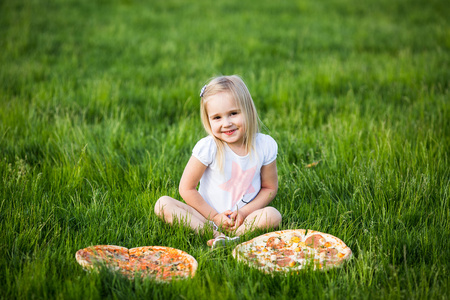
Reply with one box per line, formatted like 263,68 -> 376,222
154,75 -> 282,248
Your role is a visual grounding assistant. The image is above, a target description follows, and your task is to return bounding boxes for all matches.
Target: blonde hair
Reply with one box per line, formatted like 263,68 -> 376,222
200,75 -> 260,170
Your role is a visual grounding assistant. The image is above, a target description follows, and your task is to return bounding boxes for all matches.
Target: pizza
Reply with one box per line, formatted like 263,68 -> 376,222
232,229 -> 352,272
75,245 -> 198,281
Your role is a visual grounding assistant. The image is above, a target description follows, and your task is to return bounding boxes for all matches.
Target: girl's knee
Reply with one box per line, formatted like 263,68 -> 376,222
263,206 -> 282,226
154,196 -> 172,217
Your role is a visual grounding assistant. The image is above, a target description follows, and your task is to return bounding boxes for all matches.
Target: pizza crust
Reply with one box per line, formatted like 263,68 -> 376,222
232,229 -> 352,272
75,245 -> 198,281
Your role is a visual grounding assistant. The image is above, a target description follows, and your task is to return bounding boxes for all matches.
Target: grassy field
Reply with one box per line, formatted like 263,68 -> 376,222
1,0 -> 449,299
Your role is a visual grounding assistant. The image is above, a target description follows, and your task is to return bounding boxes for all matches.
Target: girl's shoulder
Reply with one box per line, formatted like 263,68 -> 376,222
194,135 -> 216,149
255,133 -> 277,147
192,135 -> 217,166
255,133 -> 278,165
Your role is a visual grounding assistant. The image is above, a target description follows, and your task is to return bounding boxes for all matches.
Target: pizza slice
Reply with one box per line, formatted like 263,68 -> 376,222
129,246 -> 197,282
76,245 -> 129,269
304,230 -> 352,268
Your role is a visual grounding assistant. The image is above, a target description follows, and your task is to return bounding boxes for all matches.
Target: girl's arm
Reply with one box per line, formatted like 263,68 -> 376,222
179,156 -> 234,227
230,160 -> 278,229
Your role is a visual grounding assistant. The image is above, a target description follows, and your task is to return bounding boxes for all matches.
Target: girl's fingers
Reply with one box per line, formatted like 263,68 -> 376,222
228,211 -> 238,222
215,211 -> 237,230
224,210 -> 233,218
220,213 -> 234,226
231,214 -> 244,230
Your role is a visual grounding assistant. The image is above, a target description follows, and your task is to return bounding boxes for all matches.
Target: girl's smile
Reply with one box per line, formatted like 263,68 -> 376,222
223,129 -> 237,135
206,92 -> 246,154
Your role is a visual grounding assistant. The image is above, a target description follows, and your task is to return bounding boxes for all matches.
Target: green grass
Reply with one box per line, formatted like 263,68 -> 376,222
1,0 -> 449,299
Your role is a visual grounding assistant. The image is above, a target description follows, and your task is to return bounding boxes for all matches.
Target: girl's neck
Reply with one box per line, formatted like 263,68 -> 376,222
226,142 -> 247,156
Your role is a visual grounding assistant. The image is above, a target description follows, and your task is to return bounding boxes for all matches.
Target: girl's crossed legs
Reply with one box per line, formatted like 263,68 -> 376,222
154,196 -> 282,246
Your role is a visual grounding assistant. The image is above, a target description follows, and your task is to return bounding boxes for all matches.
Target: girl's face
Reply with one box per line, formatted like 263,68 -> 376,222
205,91 -> 245,151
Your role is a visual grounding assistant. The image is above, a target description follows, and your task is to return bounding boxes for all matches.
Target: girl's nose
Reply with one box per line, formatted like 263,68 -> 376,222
223,117 -> 232,126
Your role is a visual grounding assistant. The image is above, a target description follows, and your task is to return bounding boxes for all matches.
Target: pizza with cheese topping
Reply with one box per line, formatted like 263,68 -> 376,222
75,245 -> 198,281
232,229 -> 352,272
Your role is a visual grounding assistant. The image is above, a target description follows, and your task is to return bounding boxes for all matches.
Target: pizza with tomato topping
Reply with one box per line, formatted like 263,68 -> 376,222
75,245 -> 198,281
232,229 -> 352,272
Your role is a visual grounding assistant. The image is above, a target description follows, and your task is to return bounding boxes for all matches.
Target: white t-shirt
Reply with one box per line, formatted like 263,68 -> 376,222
192,133 -> 277,213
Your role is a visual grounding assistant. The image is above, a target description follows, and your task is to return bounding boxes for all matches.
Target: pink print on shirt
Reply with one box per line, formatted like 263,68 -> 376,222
219,161 -> 256,208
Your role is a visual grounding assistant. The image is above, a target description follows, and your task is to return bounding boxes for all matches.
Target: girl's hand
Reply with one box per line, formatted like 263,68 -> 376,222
213,211 -> 234,230
228,210 -> 245,231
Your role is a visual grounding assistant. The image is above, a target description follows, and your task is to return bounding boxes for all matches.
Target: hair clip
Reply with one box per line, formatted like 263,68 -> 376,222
200,85 -> 207,97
